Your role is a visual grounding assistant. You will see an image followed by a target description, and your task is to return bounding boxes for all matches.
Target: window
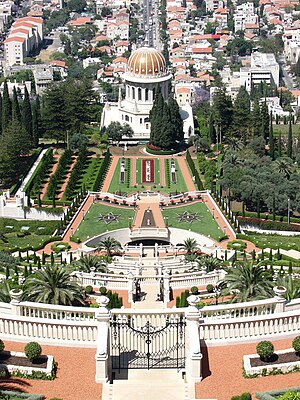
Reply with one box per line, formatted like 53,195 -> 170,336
146,123 -> 149,129
145,88 -> 149,101
138,88 -> 141,101
132,87 -> 135,99
140,118 -> 142,124
125,115 -> 129,122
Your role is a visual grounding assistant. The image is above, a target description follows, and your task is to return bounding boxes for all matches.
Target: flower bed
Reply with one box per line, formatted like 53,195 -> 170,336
0,350 -> 55,379
142,159 -> 154,183
244,348 -> 300,377
51,242 -> 71,253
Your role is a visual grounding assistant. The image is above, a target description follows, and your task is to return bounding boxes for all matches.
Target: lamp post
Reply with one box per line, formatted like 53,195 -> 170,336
212,208 -> 215,218
287,198 -> 290,225
82,209 -> 85,221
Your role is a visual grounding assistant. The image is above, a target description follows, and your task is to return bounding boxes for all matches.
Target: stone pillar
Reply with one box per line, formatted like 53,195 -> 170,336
95,295 -> 110,384
9,289 -> 23,316
185,295 -> 202,383
273,286 -> 287,313
163,270 -> 170,306
139,243 -> 143,257
127,272 -> 134,304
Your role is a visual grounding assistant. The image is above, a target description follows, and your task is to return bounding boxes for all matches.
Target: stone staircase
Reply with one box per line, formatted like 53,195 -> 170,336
102,369 -> 195,400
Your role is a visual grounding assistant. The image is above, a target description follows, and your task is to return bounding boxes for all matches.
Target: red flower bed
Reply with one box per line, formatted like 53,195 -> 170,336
142,159 -> 154,183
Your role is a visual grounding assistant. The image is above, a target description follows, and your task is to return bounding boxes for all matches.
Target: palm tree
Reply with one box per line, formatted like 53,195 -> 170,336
23,265 -> 84,305
219,261 -> 274,302
74,255 -> 107,273
276,275 -> 300,301
273,157 -> 294,179
180,238 -> 199,255
97,237 -> 122,257
196,256 -> 221,272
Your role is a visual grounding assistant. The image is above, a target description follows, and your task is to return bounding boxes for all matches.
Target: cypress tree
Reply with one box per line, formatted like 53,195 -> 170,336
232,86 -> 250,138
149,90 -> 165,147
208,113 -> 216,144
269,111 -> 275,160
0,93 -> 2,136
160,101 -> 173,149
22,86 -> 33,147
260,101 -> 269,142
287,116 -> 293,158
12,87 -> 21,123
278,133 -> 282,157
168,96 -> 183,144
2,81 -> 11,132
32,97 -> 40,148
251,98 -> 261,137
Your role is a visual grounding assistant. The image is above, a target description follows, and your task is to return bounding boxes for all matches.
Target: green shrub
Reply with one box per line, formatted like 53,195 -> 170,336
0,340 -> 5,351
99,286 -> 107,295
256,341 -> 274,361
292,336 -> 300,353
240,393 -> 252,400
206,284 -> 214,293
231,396 -> 241,400
24,342 -> 42,362
190,286 -> 199,294
278,392 -> 300,400
85,285 -> 94,295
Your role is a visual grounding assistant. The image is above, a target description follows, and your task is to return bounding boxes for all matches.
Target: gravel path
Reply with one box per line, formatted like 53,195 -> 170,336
1,341 -> 102,400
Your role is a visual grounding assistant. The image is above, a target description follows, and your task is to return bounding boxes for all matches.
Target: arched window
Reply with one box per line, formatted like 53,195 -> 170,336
132,87 -> 135,99
138,88 -> 142,101
153,88 -> 156,100
145,88 -> 149,101
125,115 -> 129,122
146,123 -> 149,129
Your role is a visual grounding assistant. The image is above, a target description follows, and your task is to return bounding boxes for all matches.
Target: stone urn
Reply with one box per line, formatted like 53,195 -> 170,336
97,295 -> 110,308
9,289 -> 23,302
187,295 -> 200,308
273,286 -> 287,298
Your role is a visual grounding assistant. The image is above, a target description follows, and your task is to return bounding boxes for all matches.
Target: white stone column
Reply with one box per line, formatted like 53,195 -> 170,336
95,295 -> 110,384
127,272 -> 134,304
185,295 -> 202,383
163,270 -> 170,306
273,286 -> 287,313
9,289 -> 23,316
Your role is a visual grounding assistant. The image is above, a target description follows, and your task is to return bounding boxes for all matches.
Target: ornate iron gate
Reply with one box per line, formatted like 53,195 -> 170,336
110,314 -> 186,370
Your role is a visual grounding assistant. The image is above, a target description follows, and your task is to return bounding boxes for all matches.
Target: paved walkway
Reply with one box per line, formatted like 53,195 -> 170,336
63,195 -> 94,242
103,370 -> 193,400
131,157 -> 136,186
133,197 -> 165,228
41,154 -> 60,200
160,158 -> 166,187
102,156 -> 119,192
196,337 -> 300,400
176,157 -> 195,191
133,264 -> 164,309
57,156 -> 77,200
3,340 -> 101,400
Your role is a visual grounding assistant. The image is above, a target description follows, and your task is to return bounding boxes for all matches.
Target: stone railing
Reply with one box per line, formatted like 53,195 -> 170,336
199,309 -> 300,344
201,298 -> 278,320
0,313 -> 98,346
170,271 -> 221,289
129,227 -> 169,239
71,271 -> 128,290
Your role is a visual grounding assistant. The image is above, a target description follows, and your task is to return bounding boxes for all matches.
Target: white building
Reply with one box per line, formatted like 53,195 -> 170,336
101,47 -> 194,141
4,17 -> 43,67
240,52 -> 279,92
234,3 -> 258,32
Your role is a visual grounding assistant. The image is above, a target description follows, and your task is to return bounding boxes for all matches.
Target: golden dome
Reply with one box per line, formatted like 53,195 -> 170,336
127,47 -> 167,77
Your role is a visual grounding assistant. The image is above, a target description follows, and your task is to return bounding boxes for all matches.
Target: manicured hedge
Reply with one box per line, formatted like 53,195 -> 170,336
65,146 -> 88,200
238,217 -> 300,232
10,147 -> 43,195
0,391 -> 45,400
92,150 -> 111,191
256,387 -> 300,400
46,149 -> 73,200
146,145 -> 177,155
186,150 -> 203,190
25,148 -> 54,198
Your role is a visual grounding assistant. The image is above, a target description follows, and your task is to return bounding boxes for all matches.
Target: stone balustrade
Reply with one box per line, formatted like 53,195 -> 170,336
199,309 -> 300,344
201,298 -> 278,320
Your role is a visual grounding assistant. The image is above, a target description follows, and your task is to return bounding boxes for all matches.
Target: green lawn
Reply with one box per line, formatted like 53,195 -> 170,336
273,123 -> 300,138
0,218 -> 58,251
162,203 -> 224,241
164,159 -> 188,194
240,232 -> 300,251
74,203 -> 135,241
108,158 -> 137,194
